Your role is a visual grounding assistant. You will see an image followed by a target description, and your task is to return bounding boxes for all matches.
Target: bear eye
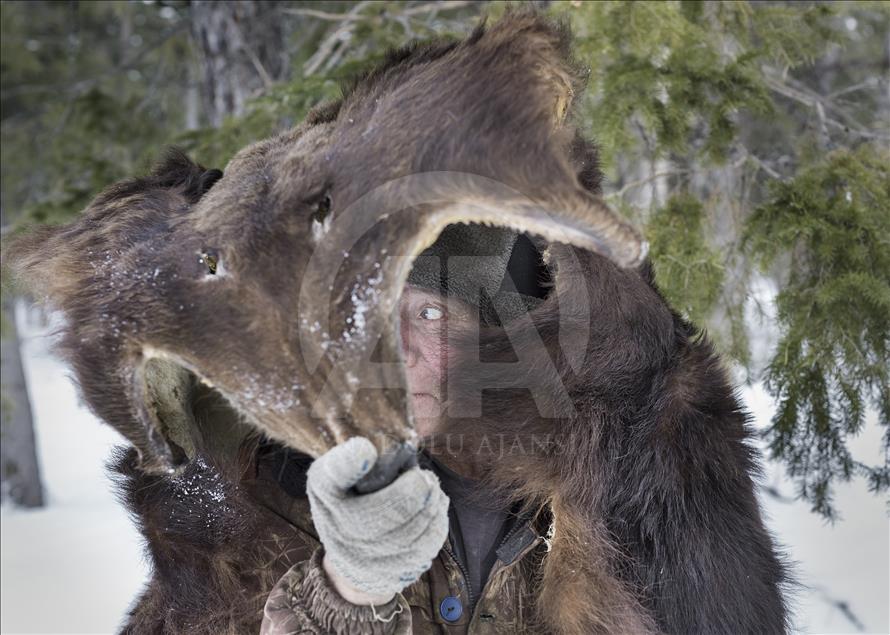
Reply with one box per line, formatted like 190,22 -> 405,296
199,249 -> 219,275
312,193 -> 332,224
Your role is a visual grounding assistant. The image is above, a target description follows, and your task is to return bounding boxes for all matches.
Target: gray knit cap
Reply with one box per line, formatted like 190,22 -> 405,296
407,224 -> 543,326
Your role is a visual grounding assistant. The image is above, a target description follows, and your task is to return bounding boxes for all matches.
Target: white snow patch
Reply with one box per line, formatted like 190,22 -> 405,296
742,381 -> 889,634
341,268 -> 384,346
2,302 -> 149,634
234,369 -> 301,413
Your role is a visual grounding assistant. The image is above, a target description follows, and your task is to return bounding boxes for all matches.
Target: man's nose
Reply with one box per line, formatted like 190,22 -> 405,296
400,315 -> 418,367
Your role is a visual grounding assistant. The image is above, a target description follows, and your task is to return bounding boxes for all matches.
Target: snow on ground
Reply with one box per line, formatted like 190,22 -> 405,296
742,276 -> 889,634
1,305 -> 148,635
2,293 -> 888,634
746,382 -> 889,634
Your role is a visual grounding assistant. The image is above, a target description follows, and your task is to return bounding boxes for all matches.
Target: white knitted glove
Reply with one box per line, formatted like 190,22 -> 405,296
307,436 -> 450,598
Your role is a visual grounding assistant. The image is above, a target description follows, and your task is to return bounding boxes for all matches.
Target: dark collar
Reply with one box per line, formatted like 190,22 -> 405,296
257,443 -> 313,498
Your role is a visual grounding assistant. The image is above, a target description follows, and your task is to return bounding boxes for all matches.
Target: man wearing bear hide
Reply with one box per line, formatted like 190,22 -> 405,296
4,10 -> 790,635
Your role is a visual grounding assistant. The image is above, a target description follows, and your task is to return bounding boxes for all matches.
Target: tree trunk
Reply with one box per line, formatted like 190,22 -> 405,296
189,1 -> 288,127
1,294 -> 44,508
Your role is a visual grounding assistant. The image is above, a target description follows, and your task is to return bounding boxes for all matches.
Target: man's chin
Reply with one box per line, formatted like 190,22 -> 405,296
413,416 -> 439,439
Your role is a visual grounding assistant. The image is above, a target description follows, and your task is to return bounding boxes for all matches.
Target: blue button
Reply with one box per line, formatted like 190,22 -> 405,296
439,596 -> 463,622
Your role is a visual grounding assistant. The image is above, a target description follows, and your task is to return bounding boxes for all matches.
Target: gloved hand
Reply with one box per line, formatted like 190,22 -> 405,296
307,436 -> 450,600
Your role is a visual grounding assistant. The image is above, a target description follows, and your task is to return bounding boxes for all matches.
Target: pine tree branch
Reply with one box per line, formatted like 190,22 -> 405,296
761,485 -> 796,503
0,23 -> 188,99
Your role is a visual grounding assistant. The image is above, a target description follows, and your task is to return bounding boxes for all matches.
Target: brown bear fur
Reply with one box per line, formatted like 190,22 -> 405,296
5,10 -> 790,634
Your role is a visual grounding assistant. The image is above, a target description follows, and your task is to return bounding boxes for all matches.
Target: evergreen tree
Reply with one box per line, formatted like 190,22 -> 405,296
2,0 -> 887,518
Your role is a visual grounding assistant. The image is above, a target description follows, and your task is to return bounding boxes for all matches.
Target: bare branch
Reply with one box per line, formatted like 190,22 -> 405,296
228,18 -> 274,88
302,1 -> 371,77
282,2 -> 476,22
401,1 -> 476,16
822,117 -> 890,141
827,76 -> 882,100
763,68 -> 890,142
745,152 -> 783,180
280,8 -> 361,21
606,170 -> 691,200
811,585 -> 867,632
297,1 -> 479,77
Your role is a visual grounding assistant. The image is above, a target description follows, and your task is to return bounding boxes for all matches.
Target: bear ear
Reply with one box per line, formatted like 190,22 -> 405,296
2,148 -> 221,308
136,148 -> 223,205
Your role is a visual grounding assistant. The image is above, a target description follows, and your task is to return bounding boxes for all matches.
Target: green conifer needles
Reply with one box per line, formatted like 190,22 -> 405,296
647,194 -> 725,327
745,144 -> 890,518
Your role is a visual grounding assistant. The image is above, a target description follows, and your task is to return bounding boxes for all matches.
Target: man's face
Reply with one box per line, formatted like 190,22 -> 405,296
399,284 -> 478,438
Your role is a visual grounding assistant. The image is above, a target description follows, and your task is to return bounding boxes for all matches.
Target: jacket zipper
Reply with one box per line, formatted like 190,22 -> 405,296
442,541 -> 475,613
441,508 -> 536,621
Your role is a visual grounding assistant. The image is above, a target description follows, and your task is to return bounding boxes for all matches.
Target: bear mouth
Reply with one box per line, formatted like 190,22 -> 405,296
133,207 -> 642,475
415,201 -> 647,272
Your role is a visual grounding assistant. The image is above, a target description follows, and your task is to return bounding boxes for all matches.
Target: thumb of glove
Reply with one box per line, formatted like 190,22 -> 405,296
310,436 -> 378,494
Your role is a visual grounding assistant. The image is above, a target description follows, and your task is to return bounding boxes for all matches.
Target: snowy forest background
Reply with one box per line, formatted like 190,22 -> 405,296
1,1 -> 887,633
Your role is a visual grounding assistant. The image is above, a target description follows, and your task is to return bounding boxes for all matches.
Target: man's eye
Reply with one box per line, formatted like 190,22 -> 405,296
419,305 -> 445,321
